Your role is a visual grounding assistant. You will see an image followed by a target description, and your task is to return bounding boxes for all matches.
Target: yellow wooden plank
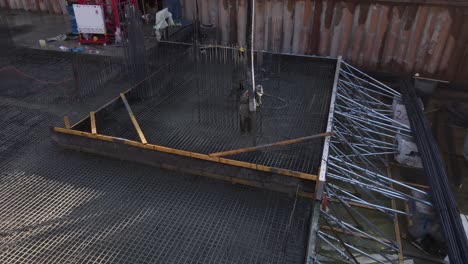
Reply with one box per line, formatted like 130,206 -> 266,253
54,127 -> 114,142
53,127 -> 318,181
125,138 -> 317,180
120,93 -> 147,144
210,132 -> 334,157
63,116 -> 70,129
90,111 -> 96,134
58,126 -> 320,197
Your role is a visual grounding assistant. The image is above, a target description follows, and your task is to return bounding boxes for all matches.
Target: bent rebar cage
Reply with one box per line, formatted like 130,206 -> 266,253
308,57 -> 431,263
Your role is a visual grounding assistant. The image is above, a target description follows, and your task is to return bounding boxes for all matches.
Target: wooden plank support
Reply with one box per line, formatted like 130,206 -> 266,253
52,127 -> 318,181
51,126 -> 317,195
120,93 -> 147,144
210,132 -> 335,157
90,111 -> 96,134
63,116 -> 70,129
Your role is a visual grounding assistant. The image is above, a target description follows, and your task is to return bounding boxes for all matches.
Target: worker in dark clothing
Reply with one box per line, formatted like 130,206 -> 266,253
255,84 -> 263,108
238,72 -> 264,133
239,69 -> 254,133
239,89 -> 251,133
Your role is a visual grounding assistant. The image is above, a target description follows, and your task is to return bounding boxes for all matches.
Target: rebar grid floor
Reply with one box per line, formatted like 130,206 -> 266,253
90,52 -> 336,175
0,49 -> 312,263
0,48 -> 74,104
1,143 -> 310,264
0,47 -> 131,106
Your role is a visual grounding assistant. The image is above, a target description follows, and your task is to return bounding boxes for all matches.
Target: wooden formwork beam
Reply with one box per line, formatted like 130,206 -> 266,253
120,93 -> 147,144
52,127 -> 318,181
51,126 -> 317,196
63,116 -> 70,129
90,111 -> 96,134
209,132 -> 335,157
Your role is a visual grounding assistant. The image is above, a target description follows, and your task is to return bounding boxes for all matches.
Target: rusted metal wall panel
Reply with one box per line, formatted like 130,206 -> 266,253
2,0 -> 67,14
3,0 -> 467,79
188,0 -> 467,80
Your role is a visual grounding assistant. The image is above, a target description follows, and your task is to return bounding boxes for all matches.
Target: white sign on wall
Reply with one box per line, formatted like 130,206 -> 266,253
73,4 -> 106,34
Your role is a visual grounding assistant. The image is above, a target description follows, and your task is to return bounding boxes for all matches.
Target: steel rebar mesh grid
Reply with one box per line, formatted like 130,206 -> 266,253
0,14 -> 13,62
0,8 -> 142,104
0,140 -> 312,263
89,46 -> 336,175
123,5 -> 148,86
0,47 -> 133,105
0,48 -> 74,104
0,48 -> 142,167
0,46 -> 313,264
72,54 -> 127,99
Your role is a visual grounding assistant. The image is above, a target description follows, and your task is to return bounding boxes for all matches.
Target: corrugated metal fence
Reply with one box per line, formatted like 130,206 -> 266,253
2,0 -> 467,79
182,0 -> 468,80
0,0 -> 67,15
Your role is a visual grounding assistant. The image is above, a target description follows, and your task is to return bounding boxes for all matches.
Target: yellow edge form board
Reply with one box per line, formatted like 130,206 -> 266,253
53,127 -> 318,181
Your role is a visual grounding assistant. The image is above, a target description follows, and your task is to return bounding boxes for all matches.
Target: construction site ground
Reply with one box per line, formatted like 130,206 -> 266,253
0,43 -> 311,263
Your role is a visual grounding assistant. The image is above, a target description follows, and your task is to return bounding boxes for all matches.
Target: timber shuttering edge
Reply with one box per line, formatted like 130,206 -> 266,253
51,126 -> 317,196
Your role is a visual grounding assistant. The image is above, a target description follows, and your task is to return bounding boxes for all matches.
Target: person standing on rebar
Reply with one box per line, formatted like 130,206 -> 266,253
239,71 -> 264,133
239,87 -> 252,133
239,69 -> 254,133
255,84 -> 263,108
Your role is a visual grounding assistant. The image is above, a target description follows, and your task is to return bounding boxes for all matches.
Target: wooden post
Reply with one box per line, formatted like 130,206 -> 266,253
90,111 -> 96,134
63,116 -> 70,129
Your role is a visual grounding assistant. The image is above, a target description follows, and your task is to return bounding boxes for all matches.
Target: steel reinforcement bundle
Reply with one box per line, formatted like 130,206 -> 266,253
401,80 -> 468,263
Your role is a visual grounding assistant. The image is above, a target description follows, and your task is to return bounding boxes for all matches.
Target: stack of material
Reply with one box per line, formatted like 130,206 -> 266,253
401,80 -> 468,263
